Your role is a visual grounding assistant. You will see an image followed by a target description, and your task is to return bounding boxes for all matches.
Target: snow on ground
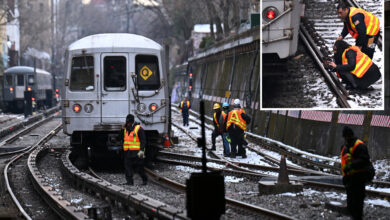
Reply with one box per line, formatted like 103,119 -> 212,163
282,188 -> 390,208
171,107 -> 390,192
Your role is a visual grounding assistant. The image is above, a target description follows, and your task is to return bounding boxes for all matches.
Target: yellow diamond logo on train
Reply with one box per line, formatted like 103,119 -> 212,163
140,66 -> 153,80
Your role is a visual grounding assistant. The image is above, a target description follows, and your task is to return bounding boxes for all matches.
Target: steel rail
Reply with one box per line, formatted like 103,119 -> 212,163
62,150 -> 188,220
299,25 -> 351,108
0,115 -> 56,147
4,123 -> 63,220
144,167 -> 296,220
172,114 -> 340,175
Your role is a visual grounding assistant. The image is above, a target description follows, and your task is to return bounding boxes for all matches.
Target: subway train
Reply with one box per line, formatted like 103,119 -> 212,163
262,0 -> 303,59
62,33 -> 169,165
2,66 -> 54,112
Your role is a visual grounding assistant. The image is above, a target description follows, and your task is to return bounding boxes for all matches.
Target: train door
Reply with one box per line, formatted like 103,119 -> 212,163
101,53 -> 129,123
15,74 -> 25,99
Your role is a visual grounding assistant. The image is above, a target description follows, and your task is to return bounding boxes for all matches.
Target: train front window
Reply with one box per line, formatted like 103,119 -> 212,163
136,55 -> 160,90
70,56 -> 94,91
17,75 -> 24,86
5,75 -> 12,86
104,56 -> 126,91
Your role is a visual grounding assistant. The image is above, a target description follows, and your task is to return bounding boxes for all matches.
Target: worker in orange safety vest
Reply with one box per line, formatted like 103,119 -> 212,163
340,126 -> 374,220
327,40 -> 381,91
336,2 -> 380,59
179,97 -> 191,126
226,99 -> 251,158
121,114 -> 147,185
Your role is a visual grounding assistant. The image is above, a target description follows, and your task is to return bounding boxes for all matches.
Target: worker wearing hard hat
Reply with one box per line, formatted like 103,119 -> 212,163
211,103 -> 223,151
226,99 -> 251,158
219,102 -> 231,157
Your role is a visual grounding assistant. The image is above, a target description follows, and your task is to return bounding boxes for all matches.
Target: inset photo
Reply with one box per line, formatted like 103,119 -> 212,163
261,0 -> 385,110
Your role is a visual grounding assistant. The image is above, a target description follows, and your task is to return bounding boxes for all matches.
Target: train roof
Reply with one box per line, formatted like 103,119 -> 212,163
68,33 -> 163,52
4,66 -> 51,76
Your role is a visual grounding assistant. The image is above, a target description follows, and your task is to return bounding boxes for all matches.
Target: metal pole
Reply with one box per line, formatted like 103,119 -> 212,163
200,100 -> 206,173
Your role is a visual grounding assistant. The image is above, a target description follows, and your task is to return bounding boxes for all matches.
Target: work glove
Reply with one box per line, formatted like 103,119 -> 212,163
137,150 -> 145,159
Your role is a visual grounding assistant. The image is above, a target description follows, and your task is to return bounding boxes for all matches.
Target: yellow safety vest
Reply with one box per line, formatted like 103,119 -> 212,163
342,46 -> 372,78
180,101 -> 190,112
226,109 -> 247,131
123,125 -> 141,151
347,7 -> 380,39
341,139 -> 365,176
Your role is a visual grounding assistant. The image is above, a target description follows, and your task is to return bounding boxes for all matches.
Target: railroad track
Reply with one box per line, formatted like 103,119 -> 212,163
303,0 -> 383,108
171,108 -> 390,195
4,122 -> 63,219
299,21 -> 350,108
144,167 -> 295,219
62,150 -> 188,219
173,108 -> 341,174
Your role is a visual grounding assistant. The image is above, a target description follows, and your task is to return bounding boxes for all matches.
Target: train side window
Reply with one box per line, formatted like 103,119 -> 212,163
135,55 -> 160,90
104,56 -> 126,91
5,75 -> 12,86
17,75 -> 24,86
70,56 -> 94,91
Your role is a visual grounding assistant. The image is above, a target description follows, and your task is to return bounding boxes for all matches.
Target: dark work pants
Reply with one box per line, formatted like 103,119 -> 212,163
345,180 -> 366,220
124,152 -> 147,183
182,112 -> 189,126
211,129 -> 222,149
339,64 -> 381,90
361,34 -> 379,59
229,130 -> 246,156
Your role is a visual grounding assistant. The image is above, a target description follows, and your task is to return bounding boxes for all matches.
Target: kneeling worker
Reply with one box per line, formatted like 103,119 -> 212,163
121,114 -> 147,185
327,40 -> 381,90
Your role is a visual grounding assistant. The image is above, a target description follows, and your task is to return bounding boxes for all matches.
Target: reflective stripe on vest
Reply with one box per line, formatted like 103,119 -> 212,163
342,46 -> 372,78
226,109 -> 247,131
221,111 -> 227,122
123,125 -> 141,151
214,112 -> 220,128
340,139 -> 365,176
180,101 -> 190,112
348,7 -> 380,39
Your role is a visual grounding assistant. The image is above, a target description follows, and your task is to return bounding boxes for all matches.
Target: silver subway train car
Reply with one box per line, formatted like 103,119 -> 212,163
62,33 -> 169,162
3,66 -> 53,112
262,0 -> 303,59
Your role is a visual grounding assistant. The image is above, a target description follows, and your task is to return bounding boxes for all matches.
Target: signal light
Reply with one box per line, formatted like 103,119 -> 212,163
32,97 -> 35,101
27,87 -> 32,91
56,89 -> 59,92
73,104 -> 81,113
9,88 -> 13,92
149,103 -> 158,112
189,73 -> 193,78
267,9 -> 276,20
189,85 -> 192,90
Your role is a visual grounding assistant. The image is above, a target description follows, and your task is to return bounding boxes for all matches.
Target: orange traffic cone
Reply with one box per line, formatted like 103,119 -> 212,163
164,134 -> 171,148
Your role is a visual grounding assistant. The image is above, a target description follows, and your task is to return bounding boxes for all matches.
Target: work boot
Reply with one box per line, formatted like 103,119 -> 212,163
241,154 -> 247,159
142,178 -> 147,185
230,153 -> 236,158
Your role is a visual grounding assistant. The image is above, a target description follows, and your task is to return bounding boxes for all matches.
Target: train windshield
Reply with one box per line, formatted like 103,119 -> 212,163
5,75 -> 12,86
70,56 -> 94,91
104,56 -> 126,91
17,75 -> 24,86
136,55 -> 160,90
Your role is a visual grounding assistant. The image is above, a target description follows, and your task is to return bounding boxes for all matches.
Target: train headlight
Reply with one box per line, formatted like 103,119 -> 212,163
149,103 -> 158,112
73,104 -> 82,113
137,103 -> 146,113
84,104 -> 93,113
263,7 -> 279,22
